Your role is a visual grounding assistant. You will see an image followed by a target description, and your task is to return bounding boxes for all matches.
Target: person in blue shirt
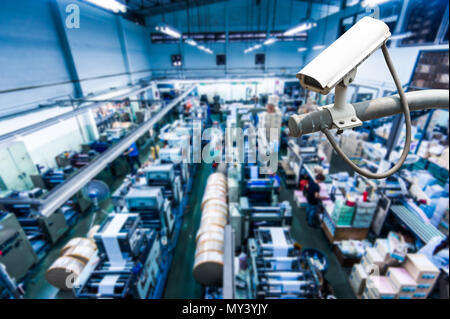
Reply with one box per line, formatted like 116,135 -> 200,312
304,173 -> 325,227
124,142 -> 141,174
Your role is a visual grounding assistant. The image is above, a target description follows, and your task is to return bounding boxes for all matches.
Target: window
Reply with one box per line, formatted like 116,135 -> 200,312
400,0 -> 449,46
171,54 -> 182,67
255,54 -> 265,65
151,30 -> 307,44
216,54 -> 226,66
409,51 -> 449,90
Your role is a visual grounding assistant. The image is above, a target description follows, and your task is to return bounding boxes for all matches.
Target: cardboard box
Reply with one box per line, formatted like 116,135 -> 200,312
386,267 -> 417,298
404,254 -> 439,283
364,276 -> 396,299
365,247 -> 385,269
349,264 -> 368,296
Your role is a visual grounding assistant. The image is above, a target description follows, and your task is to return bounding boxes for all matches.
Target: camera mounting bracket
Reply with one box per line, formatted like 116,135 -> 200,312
318,69 -> 362,130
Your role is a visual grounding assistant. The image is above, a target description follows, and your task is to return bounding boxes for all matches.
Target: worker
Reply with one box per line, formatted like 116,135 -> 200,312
304,173 -> 326,227
258,94 -> 282,143
123,142 -> 141,174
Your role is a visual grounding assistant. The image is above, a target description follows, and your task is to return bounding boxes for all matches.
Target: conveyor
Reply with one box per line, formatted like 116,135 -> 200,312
390,205 -> 445,244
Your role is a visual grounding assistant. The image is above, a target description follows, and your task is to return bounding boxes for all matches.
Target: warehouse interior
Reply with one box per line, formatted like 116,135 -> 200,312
0,0 -> 449,300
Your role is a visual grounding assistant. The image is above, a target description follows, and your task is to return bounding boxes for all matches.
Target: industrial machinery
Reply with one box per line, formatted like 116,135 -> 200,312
0,212 -> 38,281
76,213 -> 162,299
247,227 -> 320,299
144,164 -> 182,205
158,147 -> 189,183
125,186 -> 175,236
0,190 -> 71,255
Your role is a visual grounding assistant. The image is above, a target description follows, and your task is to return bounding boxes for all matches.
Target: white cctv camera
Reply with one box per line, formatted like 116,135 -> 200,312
296,16 -> 391,130
297,16 -> 391,95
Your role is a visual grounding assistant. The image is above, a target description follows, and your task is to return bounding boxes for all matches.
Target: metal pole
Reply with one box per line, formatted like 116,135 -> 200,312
222,225 -> 235,299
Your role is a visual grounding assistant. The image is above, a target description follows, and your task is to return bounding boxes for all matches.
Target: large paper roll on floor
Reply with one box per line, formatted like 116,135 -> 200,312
193,251 -> 224,286
46,256 -> 85,290
202,199 -> 228,213
197,230 -> 224,245
195,240 -> 224,257
196,224 -> 224,241
202,204 -> 228,217
62,245 -> 97,265
201,194 -> 227,210
60,237 -> 96,256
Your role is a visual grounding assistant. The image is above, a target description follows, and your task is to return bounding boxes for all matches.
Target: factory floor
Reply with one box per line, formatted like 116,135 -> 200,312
278,179 -> 356,299
23,164 -> 355,299
163,163 -> 211,299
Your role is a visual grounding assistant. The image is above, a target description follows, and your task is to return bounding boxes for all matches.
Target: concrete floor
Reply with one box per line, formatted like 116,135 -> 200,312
163,163 -> 211,298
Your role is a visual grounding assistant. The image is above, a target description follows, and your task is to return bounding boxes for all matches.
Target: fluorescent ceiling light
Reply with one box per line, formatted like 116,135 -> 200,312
362,0 -> 390,7
185,39 -> 197,46
264,38 -> 277,46
85,0 -> 127,13
244,44 -> 263,54
198,45 -> 213,54
155,24 -> 181,39
313,45 -> 325,50
389,32 -> 414,40
283,21 -> 317,36
298,47 -> 307,52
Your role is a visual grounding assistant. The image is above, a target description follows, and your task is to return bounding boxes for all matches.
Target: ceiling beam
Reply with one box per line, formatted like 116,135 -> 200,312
134,0 -> 229,16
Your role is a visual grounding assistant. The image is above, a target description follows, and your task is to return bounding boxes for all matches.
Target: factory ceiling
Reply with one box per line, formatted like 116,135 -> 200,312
120,0 -> 342,17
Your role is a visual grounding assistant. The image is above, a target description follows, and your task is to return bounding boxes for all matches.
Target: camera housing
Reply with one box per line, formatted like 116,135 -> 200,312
297,16 -> 391,95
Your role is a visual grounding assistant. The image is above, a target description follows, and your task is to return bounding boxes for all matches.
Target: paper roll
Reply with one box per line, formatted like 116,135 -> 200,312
196,224 -> 224,241
193,251 -> 224,286
46,256 -> 85,290
60,237 -> 97,256
63,245 -> 97,265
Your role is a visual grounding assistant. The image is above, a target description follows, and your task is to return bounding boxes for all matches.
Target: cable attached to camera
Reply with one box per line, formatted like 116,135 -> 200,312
321,43 -> 412,179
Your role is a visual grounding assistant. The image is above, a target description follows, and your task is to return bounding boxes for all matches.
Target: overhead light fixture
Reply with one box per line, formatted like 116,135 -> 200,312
155,23 -> 181,39
283,21 -> 317,36
264,38 -> 277,46
313,45 -> 325,50
198,45 -> 213,54
244,44 -> 263,54
84,0 -> 127,13
298,47 -> 307,52
389,32 -> 414,40
185,39 -> 197,46
361,0 -> 390,7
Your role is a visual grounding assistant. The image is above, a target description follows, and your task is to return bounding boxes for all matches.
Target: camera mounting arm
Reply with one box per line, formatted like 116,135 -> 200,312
318,68 -> 362,131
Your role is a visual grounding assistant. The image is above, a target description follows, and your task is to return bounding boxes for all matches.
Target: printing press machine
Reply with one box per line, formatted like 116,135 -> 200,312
76,213 -> 162,299
157,147 -> 189,184
247,227 -> 320,299
0,190 -> 75,256
144,164 -> 182,205
0,212 -> 38,282
124,187 -> 175,237
111,178 -> 175,237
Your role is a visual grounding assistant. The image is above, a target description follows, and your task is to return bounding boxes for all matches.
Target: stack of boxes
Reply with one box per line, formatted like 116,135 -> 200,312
361,247 -> 385,271
386,267 -> 417,299
349,263 -> 368,296
331,198 -> 356,226
363,276 -> 396,299
352,198 -> 378,228
349,232 -> 440,299
403,254 -> 440,299
353,252 -> 440,299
